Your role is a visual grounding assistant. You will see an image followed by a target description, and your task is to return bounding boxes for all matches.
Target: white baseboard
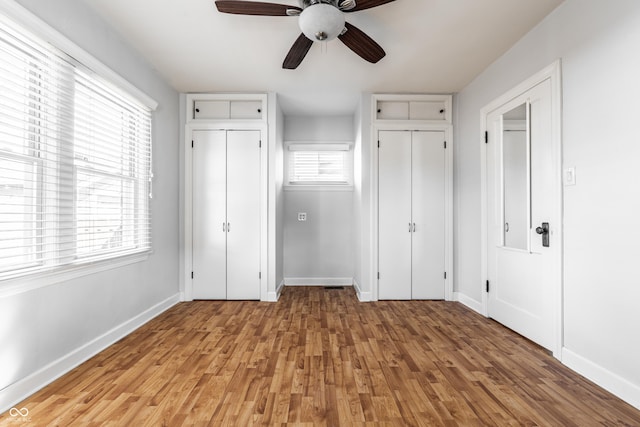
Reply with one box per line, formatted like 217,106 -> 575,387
453,291 -> 483,314
0,293 -> 180,414
451,292 -> 640,410
562,347 -> 640,411
266,280 -> 285,302
353,279 -> 371,302
276,279 -> 284,297
284,277 -> 353,287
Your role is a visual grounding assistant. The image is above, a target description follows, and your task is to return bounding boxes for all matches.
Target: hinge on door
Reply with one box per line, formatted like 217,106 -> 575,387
378,140 -> 380,148
191,140 -> 194,148
191,271 -> 194,279
444,141 -> 447,149
259,272 -> 261,279
484,131 -> 488,144
444,272 -> 447,279
259,140 -> 262,148
486,280 -> 490,292
377,272 -> 380,280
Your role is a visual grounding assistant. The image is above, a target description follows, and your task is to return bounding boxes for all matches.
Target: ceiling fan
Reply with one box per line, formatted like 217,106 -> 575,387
215,0 -> 397,69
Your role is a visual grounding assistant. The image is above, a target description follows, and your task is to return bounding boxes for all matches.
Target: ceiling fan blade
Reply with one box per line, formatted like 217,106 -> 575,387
283,33 -> 314,69
215,1 -> 301,16
345,0 -> 396,12
338,22 -> 386,64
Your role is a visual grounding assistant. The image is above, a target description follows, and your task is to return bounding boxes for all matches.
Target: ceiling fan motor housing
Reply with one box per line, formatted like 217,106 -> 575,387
299,2 -> 346,41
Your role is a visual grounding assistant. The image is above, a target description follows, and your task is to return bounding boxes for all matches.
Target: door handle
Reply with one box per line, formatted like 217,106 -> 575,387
227,222 -> 230,232
409,222 -> 412,233
223,222 -> 226,232
535,222 -> 550,247
413,223 -> 416,233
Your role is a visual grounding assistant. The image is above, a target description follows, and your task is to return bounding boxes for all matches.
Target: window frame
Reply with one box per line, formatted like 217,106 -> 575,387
0,2 -> 157,294
284,142 -> 354,191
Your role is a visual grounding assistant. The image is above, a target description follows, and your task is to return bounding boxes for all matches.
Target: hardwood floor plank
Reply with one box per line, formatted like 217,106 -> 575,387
3,287 -> 640,426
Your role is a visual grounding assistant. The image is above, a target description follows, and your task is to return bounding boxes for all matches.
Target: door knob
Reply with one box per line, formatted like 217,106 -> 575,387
535,222 -> 550,247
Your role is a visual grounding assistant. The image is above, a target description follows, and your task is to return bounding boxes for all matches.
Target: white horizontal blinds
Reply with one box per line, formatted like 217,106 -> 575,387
0,14 -> 151,279
288,143 -> 351,185
290,151 -> 347,183
73,69 -> 152,259
0,17 -> 75,274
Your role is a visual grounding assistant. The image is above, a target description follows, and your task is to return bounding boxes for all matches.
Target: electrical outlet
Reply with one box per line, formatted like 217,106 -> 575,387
564,167 -> 576,186
298,212 -> 307,221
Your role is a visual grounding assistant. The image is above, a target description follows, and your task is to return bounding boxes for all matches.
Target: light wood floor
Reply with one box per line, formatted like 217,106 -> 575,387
4,287 -> 640,426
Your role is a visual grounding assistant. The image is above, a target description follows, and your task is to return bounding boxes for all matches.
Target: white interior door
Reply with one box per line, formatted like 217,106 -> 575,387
192,130 -> 227,299
226,130 -> 261,300
486,78 -> 558,351
412,131 -> 446,299
378,130 -> 412,300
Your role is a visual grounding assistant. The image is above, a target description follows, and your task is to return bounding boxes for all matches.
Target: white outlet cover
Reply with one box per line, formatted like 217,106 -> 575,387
564,167 -> 576,186
298,212 -> 307,221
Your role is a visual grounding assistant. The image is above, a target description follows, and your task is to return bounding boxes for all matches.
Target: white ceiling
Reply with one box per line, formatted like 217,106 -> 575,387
81,0 -> 563,116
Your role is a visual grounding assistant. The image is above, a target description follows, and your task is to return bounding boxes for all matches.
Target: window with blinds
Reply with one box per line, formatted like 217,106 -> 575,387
287,143 -> 353,186
0,13 -> 152,280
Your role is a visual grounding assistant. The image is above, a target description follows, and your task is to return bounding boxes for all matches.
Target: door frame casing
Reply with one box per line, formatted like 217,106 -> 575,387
371,122 -> 454,302
479,60 -> 563,357
184,122 -> 268,301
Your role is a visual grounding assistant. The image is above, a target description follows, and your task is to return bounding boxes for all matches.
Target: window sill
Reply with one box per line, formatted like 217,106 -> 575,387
0,251 -> 150,298
284,185 -> 354,192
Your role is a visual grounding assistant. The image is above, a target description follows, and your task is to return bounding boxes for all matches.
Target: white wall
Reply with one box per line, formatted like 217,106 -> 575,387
353,94 -> 373,300
283,115 -> 354,282
0,0 -> 180,411
268,93 -> 285,298
454,0 -> 640,408
353,103 -> 363,291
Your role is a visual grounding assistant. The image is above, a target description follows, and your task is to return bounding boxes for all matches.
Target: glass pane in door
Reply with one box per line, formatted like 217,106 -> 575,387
502,103 -> 529,250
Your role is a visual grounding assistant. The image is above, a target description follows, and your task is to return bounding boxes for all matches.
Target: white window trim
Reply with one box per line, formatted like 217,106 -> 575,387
284,141 -> 354,191
0,1 -> 156,295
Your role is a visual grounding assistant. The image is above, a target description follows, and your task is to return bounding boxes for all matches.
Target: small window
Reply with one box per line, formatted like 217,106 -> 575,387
286,143 -> 353,188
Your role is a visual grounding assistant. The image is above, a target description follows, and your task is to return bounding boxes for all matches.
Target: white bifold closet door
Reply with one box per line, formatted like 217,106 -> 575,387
378,130 -> 445,300
379,131 -> 412,299
192,130 -> 261,300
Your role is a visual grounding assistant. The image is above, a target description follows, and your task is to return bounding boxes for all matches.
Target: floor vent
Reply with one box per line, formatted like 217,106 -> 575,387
324,286 -> 345,290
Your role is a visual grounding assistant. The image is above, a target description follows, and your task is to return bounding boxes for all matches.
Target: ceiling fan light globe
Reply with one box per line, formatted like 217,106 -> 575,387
299,4 -> 345,42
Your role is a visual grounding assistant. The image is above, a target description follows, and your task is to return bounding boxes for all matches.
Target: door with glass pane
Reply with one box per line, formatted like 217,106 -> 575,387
486,78 -> 558,351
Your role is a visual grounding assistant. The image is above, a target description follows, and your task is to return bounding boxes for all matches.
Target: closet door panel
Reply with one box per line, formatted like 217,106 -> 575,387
192,130 -> 227,299
226,130 -> 261,300
411,131 -> 446,299
378,131 -> 412,300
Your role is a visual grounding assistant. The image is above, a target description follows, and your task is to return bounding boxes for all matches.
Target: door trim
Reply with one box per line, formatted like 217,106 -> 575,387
372,123 -> 454,302
480,60 -> 563,357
